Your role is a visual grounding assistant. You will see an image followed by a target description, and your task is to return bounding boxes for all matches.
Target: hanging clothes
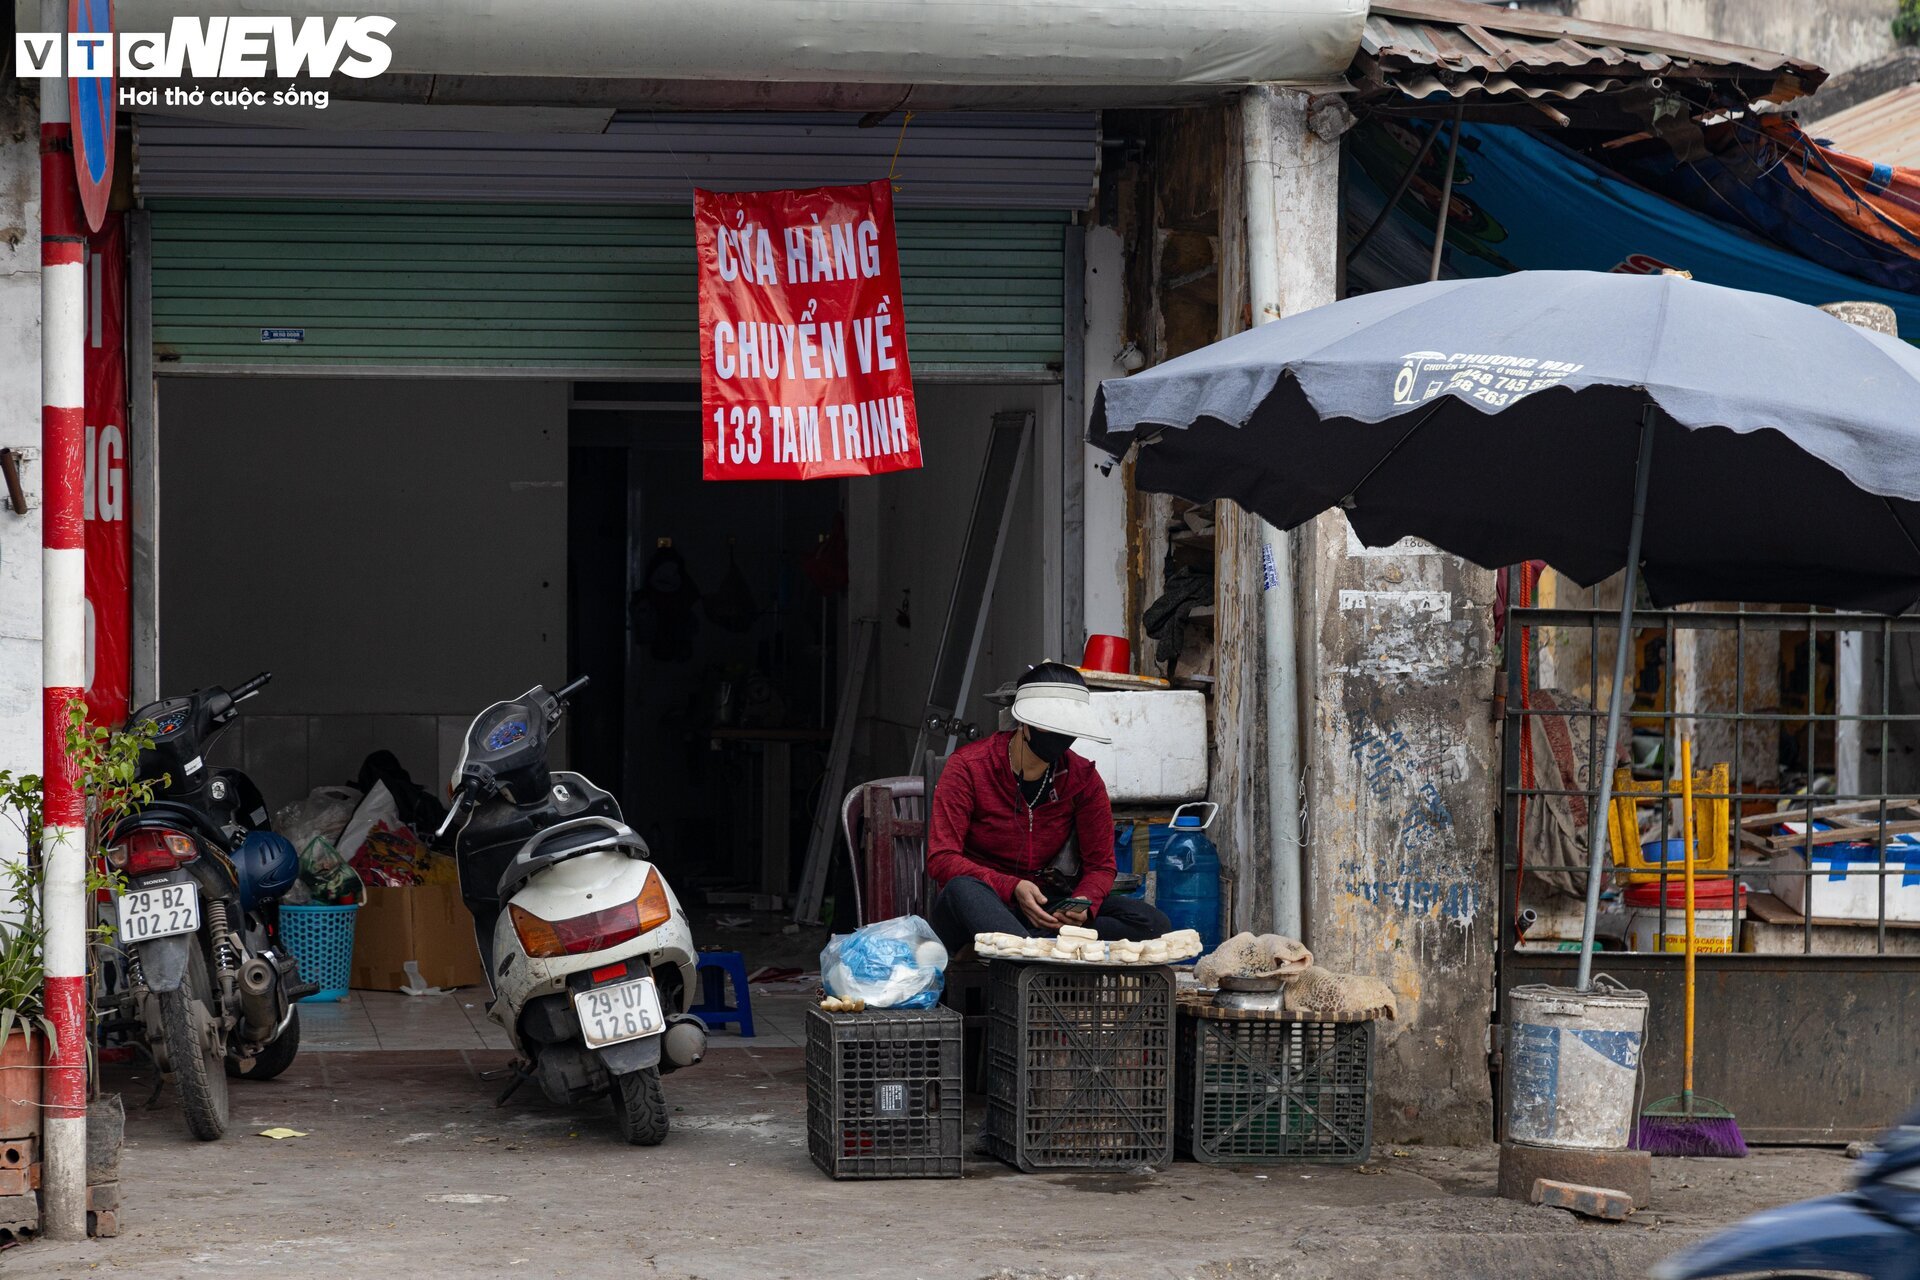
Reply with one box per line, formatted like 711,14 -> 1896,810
631,543 -> 702,662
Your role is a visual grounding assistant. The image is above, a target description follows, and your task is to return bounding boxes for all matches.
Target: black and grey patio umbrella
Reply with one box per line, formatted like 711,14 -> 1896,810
1090,270 -> 1920,989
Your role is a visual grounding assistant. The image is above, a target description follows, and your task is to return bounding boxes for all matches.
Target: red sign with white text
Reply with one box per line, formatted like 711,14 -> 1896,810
696,181 -> 922,481
85,214 -> 130,725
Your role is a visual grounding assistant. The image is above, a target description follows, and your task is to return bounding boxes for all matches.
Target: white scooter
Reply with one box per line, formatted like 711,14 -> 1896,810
437,677 -> 706,1144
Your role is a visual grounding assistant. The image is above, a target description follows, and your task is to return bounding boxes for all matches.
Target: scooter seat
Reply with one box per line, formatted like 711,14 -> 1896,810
496,815 -> 646,902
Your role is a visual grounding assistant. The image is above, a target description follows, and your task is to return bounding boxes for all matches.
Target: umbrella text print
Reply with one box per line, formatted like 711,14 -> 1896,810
1392,351 -> 1586,409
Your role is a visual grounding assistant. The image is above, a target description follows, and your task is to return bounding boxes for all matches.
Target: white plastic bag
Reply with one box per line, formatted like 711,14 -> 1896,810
820,915 -> 948,1009
335,781 -> 398,865
273,785 -> 362,857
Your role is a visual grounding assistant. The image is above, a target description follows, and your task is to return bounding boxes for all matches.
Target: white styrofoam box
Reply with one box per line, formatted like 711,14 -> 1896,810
1072,689 -> 1208,803
1766,842 -> 1920,923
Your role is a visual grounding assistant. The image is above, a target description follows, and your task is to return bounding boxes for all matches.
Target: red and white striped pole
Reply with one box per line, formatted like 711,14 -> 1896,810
39,0 -> 91,1242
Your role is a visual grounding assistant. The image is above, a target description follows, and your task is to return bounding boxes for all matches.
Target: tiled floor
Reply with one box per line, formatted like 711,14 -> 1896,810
297,989 -> 513,1053
300,986 -> 814,1052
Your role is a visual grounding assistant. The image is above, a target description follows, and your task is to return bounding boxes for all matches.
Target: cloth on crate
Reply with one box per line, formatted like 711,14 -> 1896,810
1192,931 -> 1313,988
926,730 -> 1117,916
927,873 -> 1169,956
1282,966 -> 1399,1021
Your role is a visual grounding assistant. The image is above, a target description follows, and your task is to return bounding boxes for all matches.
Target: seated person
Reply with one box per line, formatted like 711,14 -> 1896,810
926,661 -> 1171,954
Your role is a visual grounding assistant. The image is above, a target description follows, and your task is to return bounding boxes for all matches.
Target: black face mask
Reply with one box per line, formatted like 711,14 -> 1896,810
1025,728 -> 1075,765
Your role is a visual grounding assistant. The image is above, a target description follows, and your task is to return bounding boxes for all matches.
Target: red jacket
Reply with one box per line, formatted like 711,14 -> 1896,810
926,730 -> 1117,915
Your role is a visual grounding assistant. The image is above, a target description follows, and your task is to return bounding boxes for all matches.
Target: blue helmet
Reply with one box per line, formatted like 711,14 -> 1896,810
233,830 -> 299,911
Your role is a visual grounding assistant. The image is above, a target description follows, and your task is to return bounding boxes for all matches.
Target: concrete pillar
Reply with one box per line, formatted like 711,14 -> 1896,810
1241,88 -> 1498,1142
1299,522 -> 1499,1142
1235,85 -> 1346,937
0,86 -> 43,791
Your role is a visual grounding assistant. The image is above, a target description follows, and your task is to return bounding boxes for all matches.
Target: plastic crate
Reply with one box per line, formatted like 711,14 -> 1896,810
805,1005 -> 963,1179
277,903 -> 359,1003
982,962 -> 1175,1172
1176,1007 -> 1374,1164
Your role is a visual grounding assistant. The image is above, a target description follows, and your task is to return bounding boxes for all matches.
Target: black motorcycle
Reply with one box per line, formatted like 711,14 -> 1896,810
106,673 -> 313,1140
1654,1102 -> 1920,1280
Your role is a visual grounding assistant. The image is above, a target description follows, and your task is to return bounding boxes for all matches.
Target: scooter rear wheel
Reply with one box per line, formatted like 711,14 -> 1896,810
158,944 -> 231,1141
613,1067 -> 668,1146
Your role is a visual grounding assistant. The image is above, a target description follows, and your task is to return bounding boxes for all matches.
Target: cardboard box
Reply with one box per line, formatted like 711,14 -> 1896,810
350,881 -> 487,991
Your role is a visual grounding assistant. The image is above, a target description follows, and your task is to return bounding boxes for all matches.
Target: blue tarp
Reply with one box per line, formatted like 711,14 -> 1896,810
1346,120 -> 1920,340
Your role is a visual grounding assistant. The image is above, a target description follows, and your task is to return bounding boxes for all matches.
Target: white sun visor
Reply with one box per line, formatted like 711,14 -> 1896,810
1010,681 -> 1112,744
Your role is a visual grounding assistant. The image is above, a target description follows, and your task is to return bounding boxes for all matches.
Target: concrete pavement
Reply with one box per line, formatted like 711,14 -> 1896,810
17,1026 -> 1853,1280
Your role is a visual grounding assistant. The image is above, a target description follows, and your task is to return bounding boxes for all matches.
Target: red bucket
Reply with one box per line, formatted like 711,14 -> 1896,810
1081,634 -> 1131,674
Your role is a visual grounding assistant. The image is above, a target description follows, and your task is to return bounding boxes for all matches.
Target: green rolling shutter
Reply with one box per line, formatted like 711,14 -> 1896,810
149,201 -> 1065,377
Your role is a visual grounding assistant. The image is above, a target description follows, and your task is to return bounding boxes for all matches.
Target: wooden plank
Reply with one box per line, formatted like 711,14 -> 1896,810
1761,819 -> 1920,852
1737,798 -> 1920,828
792,618 -> 876,926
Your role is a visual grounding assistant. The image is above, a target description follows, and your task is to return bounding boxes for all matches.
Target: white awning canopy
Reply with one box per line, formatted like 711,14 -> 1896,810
114,1 -> 1369,105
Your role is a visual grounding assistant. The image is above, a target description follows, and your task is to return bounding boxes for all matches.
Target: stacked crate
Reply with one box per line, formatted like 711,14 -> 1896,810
805,1005 -> 963,1179
1176,1001 -> 1375,1164
982,962 -> 1176,1171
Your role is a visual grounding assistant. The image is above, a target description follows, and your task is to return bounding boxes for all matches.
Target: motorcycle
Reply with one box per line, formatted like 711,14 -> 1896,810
1654,1103 -> 1920,1280
437,677 -> 705,1144
106,673 -> 314,1141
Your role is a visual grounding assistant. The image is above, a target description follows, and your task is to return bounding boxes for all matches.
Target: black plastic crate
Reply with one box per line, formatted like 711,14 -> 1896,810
805,1005 -> 963,1179
1176,1007 -> 1374,1164
982,962 -> 1175,1171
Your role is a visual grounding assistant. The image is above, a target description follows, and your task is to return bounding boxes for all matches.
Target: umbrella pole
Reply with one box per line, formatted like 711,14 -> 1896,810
1574,407 -> 1657,991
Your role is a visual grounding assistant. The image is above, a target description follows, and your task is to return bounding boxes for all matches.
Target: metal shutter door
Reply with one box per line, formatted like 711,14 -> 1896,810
134,112 -> 1099,212
149,201 -> 1065,377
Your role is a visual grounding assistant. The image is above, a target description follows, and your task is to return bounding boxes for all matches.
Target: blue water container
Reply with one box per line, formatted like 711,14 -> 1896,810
1154,802 -> 1222,953
1111,820 -> 1175,899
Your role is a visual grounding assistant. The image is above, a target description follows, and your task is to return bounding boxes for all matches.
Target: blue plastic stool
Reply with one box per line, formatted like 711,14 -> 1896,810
691,951 -> 755,1037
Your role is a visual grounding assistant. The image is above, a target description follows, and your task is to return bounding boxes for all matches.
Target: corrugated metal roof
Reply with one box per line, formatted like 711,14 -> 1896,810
1355,0 -> 1826,115
133,112 -> 1099,211
1809,83 -> 1920,171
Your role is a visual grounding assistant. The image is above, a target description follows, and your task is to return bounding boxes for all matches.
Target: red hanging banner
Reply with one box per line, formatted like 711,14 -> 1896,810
84,213 -> 130,725
696,181 -> 922,481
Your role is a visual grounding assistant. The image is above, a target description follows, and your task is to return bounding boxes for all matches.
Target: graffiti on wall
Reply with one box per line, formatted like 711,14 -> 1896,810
1342,708 -> 1479,925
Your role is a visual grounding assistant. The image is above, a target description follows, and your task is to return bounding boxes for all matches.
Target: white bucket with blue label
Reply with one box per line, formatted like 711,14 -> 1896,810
1505,977 -> 1647,1150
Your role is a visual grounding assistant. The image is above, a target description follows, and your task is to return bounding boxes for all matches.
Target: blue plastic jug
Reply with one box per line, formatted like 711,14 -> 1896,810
1111,820 -> 1174,899
1154,802 -> 1221,953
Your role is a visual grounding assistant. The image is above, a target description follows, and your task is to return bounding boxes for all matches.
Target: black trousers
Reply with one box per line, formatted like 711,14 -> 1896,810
928,874 -> 1172,956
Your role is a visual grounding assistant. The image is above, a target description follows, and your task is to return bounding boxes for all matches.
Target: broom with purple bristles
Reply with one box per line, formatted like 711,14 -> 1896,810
1634,740 -> 1748,1158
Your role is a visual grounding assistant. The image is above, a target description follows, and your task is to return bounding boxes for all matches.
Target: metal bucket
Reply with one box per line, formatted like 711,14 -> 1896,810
1505,977 -> 1647,1150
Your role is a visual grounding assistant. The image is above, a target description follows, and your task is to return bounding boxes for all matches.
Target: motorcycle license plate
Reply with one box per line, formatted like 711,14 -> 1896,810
118,881 -> 200,943
573,976 -> 663,1049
